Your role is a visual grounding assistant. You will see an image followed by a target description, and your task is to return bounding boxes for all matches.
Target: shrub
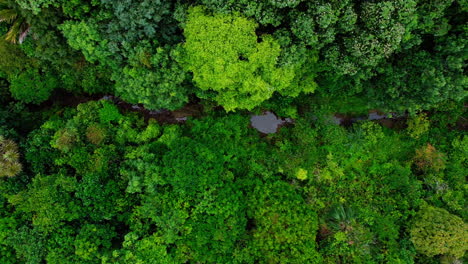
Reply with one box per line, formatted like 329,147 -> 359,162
410,205 -> 467,258
9,69 -> 57,104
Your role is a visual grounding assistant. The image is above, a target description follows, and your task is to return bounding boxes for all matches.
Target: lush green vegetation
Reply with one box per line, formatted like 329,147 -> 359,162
0,0 -> 466,263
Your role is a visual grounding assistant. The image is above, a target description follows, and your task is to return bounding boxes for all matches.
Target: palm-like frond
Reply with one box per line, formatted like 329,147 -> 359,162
0,136 -> 22,177
4,17 -> 28,43
0,0 -> 9,8
0,8 -> 17,23
0,1 -> 29,44
327,204 -> 356,232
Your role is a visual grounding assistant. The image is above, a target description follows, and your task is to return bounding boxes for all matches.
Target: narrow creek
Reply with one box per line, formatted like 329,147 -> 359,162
327,111 -> 407,129
107,95 -> 203,124
46,91 -> 409,134
250,110 -> 406,134
48,92 -> 203,124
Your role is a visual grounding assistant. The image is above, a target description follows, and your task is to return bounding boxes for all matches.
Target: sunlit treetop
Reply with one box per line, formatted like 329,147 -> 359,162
181,6 -> 308,111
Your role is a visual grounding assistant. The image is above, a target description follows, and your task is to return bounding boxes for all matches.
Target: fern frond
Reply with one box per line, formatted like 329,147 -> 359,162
4,22 -> 19,43
0,0 -> 10,9
0,8 -> 17,23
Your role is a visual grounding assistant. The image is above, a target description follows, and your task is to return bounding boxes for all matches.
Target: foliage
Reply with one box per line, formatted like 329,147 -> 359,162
182,7 -> 315,111
59,20 -> 114,66
0,0 -> 30,43
9,173 -> 80,232
59,0 -> 191,110
114,45 -> 190,110
272,119 -> 426,262
4,101 -> 140,261
117,114 -> 263,262
365,33 -> 468,112
14,0 -> 60,15
410,205 -> 467,258
407,113 -> 430,139
245,180 -> 321,263
413,144 -> 446,173
0,1 -> 466,263
0,38 -> 30,75
8,68 -> 57,104
0,135 -> 21,177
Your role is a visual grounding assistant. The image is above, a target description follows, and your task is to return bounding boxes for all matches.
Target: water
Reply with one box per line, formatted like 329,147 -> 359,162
250,111 -> 292,134
100,95 -> 114,101
368,111 -> 387,120
326,110 -> 403,128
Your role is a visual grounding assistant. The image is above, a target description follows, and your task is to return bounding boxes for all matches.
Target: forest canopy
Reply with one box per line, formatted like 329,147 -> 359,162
0,0 -> 466,263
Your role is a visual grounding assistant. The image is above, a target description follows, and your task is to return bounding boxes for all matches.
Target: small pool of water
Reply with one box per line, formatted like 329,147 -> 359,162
250,111 -> 292,134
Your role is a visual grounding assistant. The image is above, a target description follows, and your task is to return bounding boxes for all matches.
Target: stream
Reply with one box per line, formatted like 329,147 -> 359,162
47,92 -> 412,134
250,110 -> 406,134
49,92 -> 203,124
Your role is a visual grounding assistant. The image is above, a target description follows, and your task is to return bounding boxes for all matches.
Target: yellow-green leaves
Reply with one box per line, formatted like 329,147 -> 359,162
182,7 -> 296,111
407,113 -> 430,139
410,205 -> 468,258
295,168 -> 308,180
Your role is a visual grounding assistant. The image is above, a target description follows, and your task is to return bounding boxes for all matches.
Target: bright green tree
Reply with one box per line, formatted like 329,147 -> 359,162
182,7 -> 314,111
